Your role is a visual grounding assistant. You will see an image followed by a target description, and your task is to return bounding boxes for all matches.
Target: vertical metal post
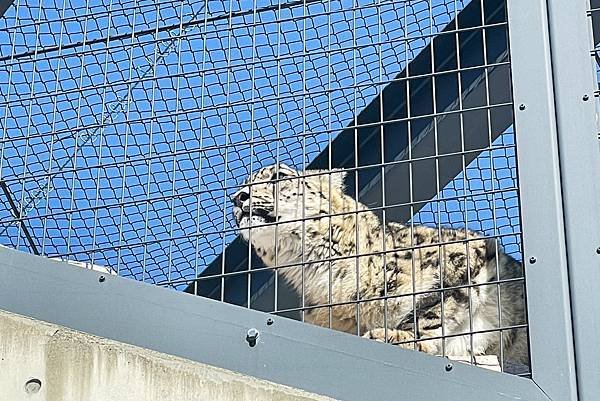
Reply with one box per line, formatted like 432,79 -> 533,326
545,1 -> 600,400
507,0 -> 578,399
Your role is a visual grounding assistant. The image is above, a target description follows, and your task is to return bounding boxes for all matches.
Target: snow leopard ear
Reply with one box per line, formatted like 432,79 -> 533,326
275,162 -> 300,176
276,162 -> 293,171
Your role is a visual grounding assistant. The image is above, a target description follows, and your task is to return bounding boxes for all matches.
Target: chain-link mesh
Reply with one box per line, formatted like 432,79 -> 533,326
0,0 -> 527,374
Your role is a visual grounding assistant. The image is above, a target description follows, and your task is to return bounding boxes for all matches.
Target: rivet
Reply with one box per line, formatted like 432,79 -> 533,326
246,328 -> 259,347
266,318 -> 274,326
518,104 -> 526,111
583,94 -> 590,101
445,363 -> 453,372
98,275 -> 106,283
529,256 -> 537,264
24,378 -> 42,394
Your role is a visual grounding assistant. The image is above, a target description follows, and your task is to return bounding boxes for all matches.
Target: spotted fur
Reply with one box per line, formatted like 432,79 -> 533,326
232,163 -> 528,370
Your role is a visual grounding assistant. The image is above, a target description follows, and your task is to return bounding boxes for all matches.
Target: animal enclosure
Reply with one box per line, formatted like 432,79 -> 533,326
0,0 -> 599,397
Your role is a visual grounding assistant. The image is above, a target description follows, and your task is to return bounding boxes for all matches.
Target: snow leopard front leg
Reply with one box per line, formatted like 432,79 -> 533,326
359,247 -> 446,354
362,328 -> 442,354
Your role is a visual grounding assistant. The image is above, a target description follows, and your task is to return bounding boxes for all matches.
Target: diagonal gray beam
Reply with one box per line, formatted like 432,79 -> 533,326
591,0 -> 600,46
0,0 -> 14,19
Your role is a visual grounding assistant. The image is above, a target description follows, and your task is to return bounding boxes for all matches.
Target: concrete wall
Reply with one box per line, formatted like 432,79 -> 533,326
0,310 -> 336,401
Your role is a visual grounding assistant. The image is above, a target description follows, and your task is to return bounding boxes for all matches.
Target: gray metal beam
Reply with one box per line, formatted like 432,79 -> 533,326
545,1 -> 600,400
591,0 -> 600,45
0,246 -> 548,401
506,0 -> 580,400
0,0 -> 14,19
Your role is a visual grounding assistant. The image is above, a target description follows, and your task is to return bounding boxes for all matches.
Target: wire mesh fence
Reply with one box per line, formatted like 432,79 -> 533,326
0,0 -> 529,375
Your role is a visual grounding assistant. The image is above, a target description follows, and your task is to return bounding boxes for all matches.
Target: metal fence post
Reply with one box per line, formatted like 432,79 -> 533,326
545,1 -> 600,400
507,0 -> 581,399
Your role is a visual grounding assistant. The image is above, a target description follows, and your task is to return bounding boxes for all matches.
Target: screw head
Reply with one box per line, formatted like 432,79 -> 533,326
445,363 -> 453,372
266,318 -> 274,326
529,256 -> 537,264
246,328 -> 259,347
519,104 -> 526,111
583,94 -> 590,101
98,275 -> 106,283
24,378 -> 42,394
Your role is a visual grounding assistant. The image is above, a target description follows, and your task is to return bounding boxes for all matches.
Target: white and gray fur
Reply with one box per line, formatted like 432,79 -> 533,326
232,163 -> 528,370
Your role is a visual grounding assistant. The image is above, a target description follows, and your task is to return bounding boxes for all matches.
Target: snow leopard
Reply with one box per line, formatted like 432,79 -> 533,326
232,163 -> 529,369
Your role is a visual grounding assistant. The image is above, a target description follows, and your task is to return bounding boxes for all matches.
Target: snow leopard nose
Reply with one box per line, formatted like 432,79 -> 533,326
232,190 -> 250,208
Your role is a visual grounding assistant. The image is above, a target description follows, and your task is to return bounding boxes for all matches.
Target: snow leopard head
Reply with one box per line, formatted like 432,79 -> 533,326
231,163 -> 346,240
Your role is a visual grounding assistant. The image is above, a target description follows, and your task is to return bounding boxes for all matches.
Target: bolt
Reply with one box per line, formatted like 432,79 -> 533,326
24,378 -> 42,394
445,363 -> 453,372
266,318 -> 274,326
529,256 -> 537,264
519,104 -> 526,111
583,94 -> 590,101
246,328 -> 259,347
98,275 -> 106,283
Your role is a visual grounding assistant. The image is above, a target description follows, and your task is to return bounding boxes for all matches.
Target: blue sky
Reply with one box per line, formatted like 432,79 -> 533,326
0,0 -> 521,289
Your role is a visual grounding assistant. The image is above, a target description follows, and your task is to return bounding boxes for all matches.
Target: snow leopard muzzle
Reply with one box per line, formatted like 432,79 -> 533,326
232,205 -> 276,225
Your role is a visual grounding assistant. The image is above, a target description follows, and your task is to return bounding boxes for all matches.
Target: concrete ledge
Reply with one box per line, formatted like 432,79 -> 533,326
0,309 -> 336,401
